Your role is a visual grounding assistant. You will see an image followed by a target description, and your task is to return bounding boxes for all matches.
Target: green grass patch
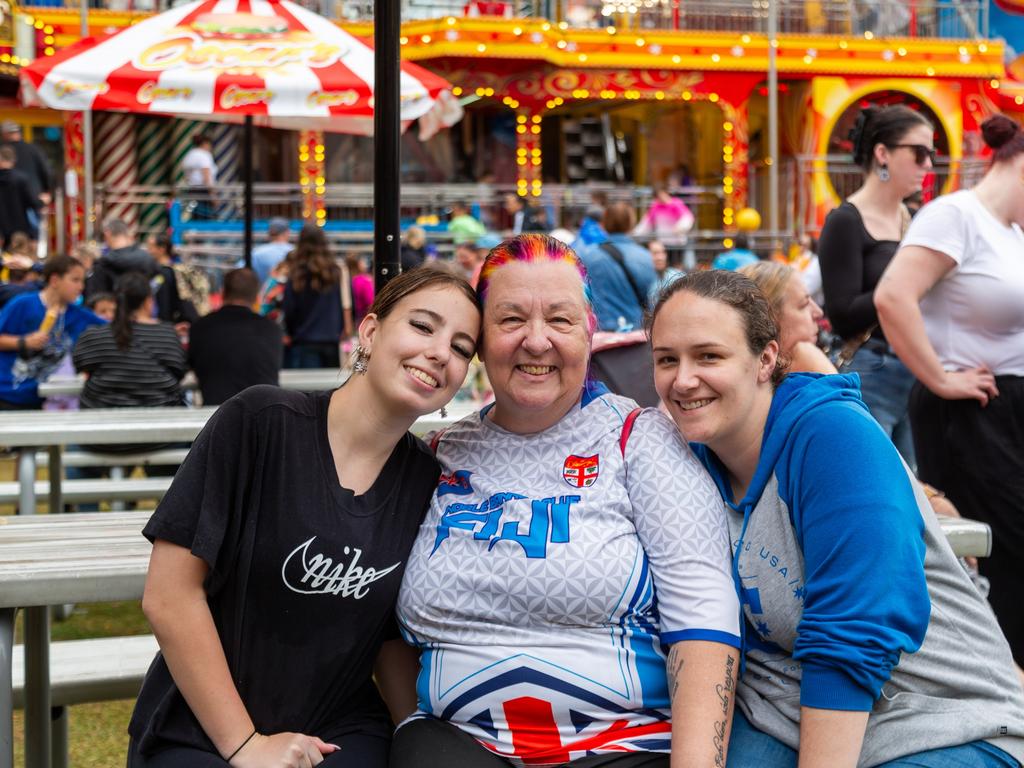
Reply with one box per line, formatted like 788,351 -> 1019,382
12,601 -> 149,767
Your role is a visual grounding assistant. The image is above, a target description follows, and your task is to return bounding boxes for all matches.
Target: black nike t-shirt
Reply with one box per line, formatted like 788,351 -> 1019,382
128,386 -> 440,756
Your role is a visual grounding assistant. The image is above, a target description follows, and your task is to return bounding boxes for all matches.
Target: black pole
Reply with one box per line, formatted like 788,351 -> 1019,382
373,0 -> 401,291
243,115 -> 254,269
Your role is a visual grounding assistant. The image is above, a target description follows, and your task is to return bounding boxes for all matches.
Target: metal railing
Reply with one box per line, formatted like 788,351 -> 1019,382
746,154 -> 989,236
18,0 -> 988,39
90,180 -> 725,236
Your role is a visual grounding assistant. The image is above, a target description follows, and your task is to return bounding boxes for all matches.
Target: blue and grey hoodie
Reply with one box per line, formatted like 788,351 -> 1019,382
694,373 -> 1024,767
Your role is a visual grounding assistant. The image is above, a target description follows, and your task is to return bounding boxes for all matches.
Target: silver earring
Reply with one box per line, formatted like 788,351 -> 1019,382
878,164 -> 890,182
352,345 -> 369,374
440,405 -> 448,418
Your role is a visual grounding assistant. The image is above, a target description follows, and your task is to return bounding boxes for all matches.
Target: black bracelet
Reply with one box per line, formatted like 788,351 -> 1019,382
16,336 -> 26,356
226,729 -> 257,762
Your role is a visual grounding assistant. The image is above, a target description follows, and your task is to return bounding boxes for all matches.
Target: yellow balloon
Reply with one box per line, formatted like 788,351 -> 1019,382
736,207 -> 762,232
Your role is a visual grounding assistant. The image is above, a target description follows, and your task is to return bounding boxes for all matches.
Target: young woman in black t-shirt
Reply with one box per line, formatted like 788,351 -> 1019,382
127,268 -> 481,768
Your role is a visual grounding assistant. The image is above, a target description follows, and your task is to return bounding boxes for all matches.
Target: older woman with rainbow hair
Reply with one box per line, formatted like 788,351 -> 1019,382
392,234 -> 741,768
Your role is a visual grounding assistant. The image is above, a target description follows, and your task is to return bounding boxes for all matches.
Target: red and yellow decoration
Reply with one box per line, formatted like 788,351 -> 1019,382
298,130 -> 326,225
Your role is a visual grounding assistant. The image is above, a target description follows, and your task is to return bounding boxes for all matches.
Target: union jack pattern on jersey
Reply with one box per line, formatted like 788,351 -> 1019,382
398,389 -> 740,765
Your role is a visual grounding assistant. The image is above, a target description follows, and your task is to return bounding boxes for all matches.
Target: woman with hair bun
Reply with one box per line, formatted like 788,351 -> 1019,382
817,104 -> 935,465
876,113 -> 1024,665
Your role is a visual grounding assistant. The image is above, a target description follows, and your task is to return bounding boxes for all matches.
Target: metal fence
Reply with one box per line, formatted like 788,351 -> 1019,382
746,154 -> 989,236
90,180 -> 725,235
20,0 -> 988,39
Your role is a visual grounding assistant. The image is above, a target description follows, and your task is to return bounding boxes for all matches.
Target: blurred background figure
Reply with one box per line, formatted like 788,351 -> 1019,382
712,233 -> 759,271
85,292 -> 116,322
249,217 -> 292,285
0,255 -> 102,411
146,233 -> 199,331
282,224 -> 351,369
188,268 -> 282,405
739,261 -> 836,374
181,132 -> 217,221
648,239 -> 682,303
580,202 -> 655,332
633,183 -> 694,248
790,233 -> 824,307
453,241 -> 485,288
0,245 -> 41,310
346,252 -> 375,326
446,200 -> 486,245
401,225 -> 429,271
503,192 -> 548,234
0,146 -> 42,250
87,218 -> 157,299
74,270 -> 186,410
0,121 -> 53,208
818,104 -> 934,467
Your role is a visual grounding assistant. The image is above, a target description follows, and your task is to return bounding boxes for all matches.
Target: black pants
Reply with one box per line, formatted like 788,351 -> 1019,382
127,733 -> 389,768
910,375 -> 1024,664
389,719 -> 669,768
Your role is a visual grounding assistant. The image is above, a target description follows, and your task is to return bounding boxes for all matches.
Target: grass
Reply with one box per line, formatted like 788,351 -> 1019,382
12,601 -> 148,768
3,451 -> 152,767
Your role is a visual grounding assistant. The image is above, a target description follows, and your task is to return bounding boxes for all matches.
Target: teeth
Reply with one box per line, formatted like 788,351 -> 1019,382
519,365 -> 555,375
406,367 -> 439,388
679,398 -> 712,411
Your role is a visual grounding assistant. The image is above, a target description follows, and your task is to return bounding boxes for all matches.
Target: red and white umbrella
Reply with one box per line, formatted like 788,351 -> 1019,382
20,0 -> 462,138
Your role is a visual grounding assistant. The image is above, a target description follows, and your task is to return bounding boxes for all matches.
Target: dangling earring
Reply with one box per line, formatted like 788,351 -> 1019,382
352,345 -> 369,374
440,405 -> 448,419
878,163 -> 890,182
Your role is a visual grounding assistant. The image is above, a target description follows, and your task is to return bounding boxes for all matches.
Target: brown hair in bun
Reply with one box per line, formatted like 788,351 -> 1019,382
981,114 -> 1024,163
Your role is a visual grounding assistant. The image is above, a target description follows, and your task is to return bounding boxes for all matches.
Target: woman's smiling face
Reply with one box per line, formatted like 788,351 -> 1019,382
480,259 -> 592,434
651,289 -> 777,452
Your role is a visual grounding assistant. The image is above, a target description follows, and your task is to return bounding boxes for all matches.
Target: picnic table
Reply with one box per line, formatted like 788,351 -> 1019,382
0,399 -> 990,768
0,511 -> 151,768
37,368 -> 350,399
0,403 -> 471,768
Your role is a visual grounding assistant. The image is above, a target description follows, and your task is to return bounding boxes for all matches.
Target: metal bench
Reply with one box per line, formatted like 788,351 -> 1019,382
38,368 -> 350,400
12,635 -> 157,709
34,448 -> 190,469
0,478 -> 170,506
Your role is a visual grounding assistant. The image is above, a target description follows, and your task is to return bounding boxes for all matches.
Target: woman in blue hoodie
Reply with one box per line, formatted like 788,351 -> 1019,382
646,269 -> 1024,768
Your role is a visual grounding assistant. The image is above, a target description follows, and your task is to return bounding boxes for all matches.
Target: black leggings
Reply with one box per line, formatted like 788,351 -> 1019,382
389,718 -> 669,768
128,733 -> 389,768
910,375 -> 1024,664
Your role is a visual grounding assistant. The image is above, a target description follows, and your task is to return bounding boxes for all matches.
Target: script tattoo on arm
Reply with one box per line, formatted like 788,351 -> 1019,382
712,654 -> 737,767
666,644 -> 685,703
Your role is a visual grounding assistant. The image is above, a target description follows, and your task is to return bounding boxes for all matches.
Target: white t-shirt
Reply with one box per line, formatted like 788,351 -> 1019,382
397,390 -> 740,764
901,189 -> 1024,377
182,146 -> 216,187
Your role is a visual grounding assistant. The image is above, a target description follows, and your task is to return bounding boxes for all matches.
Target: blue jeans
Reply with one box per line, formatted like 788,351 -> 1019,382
842,345 -> 916,469
727,709 -> 1019,767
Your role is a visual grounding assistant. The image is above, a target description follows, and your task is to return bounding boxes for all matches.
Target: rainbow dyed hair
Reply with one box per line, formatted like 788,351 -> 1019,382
476,234 -> 598,335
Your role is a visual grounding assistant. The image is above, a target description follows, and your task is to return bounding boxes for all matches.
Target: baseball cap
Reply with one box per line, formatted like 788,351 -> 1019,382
267,217 -> 290,236
2,254 -> 35,271
474,233 -> 502,251
1,121 -> 21,134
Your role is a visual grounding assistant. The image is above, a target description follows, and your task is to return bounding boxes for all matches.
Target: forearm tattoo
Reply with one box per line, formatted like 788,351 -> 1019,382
666,645 -> 685,703
713,654 -> 737,767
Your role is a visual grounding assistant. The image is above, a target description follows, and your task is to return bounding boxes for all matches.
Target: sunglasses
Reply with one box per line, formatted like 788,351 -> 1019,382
891,144 -> 937,166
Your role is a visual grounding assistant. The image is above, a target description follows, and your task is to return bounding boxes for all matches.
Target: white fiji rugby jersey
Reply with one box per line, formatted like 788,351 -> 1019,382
397,390 -> 740,765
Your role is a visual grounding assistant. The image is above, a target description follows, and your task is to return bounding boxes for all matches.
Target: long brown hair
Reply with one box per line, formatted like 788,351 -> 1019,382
286,224 -> 339,293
